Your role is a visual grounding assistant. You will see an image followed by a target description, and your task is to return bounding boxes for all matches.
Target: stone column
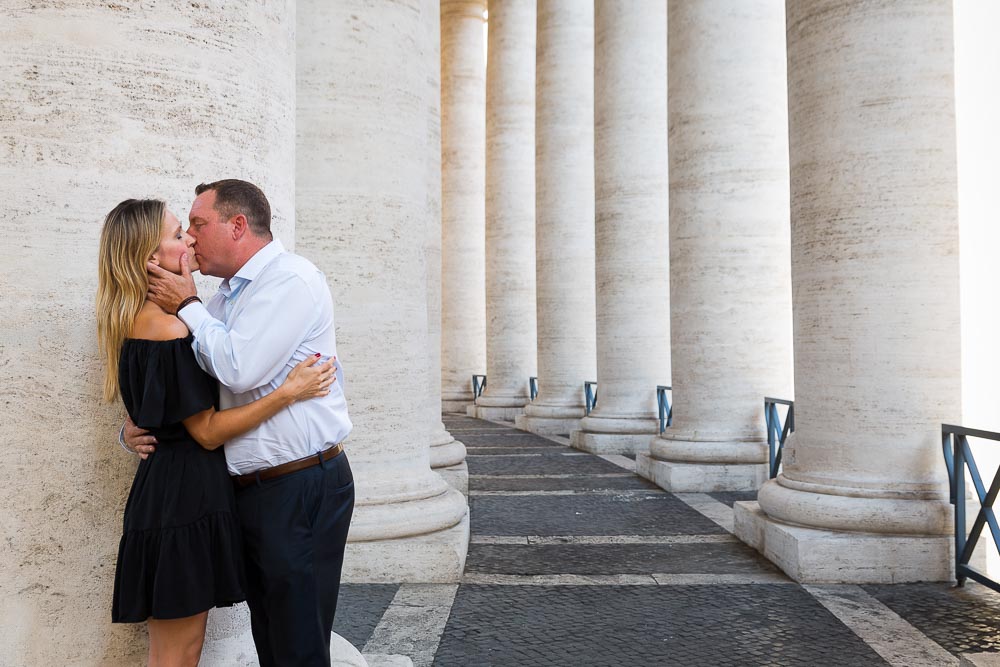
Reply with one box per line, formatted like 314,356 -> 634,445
0,3 -> 294,663
427,0 -> 470,495
470,0 -> 538,421
515,0 -> 596,436
569,0 -> 670,455
440,0 -> 487,415
735,0 -> 961,583
298,0 -> 469,582
636,0 -> 793,491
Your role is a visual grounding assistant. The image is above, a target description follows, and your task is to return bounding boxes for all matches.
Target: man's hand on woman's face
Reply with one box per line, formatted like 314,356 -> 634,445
147,253 -> 197,314
124,416 -> 158,460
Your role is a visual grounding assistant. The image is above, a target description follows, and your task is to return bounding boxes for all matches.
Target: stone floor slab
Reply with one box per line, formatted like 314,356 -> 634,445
862,582 -> 1000,657
464,541 -> 782,575
459,433 -> 561,447
470,493 -> 727,536
470,474 -> 657,492
332,584 -> 401,651
805,584 -> 958,666
363,584 -> 459,667
464,446 -> 570,455
710,490 -> 759,507
466,453 -> 631,476
422,415 -> 1000,666
433,584 -> 889,666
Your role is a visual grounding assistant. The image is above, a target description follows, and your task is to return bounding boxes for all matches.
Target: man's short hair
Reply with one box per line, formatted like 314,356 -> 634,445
195,179 -> 272,239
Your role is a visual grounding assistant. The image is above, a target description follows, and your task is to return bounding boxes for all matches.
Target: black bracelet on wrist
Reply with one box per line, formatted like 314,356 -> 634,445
176,295 -> 202,314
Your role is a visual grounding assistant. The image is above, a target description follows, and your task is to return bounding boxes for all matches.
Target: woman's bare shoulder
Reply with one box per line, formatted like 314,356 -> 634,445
130,302 -> 189,341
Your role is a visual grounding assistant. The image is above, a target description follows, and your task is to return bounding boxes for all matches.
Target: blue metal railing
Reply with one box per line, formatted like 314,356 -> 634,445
656,385 -> 673,432
529,376 -> 538,401
472,374 -> 487,399
584,381 -> 598,415
943,424 -> 1000,593
764,398 -> 795,479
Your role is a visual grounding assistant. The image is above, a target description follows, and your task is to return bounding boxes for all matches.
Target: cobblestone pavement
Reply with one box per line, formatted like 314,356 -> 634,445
334,584 -> 399,649
334,415 -> 1000,666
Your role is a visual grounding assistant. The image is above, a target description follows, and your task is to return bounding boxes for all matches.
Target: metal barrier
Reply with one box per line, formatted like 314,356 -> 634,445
656,386 -> 673,432
942,424 -> 1000,593
472,374 -> 487,399
764,397 -> 794,479
584,381 -> 598,415
529,376 -> 538,401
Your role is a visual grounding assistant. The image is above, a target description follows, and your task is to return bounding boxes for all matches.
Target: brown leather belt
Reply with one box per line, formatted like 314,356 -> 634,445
234,443 -> 344,488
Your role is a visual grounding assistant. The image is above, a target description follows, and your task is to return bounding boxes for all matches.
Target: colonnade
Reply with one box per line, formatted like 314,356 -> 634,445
297,0 -> 468,587
571,0 -> 670,454
737,0 -> 961,582
441,0 -> 488,414
513,0 -> 597,435
466,0 -> 538,421
637,0 -> 793,490
425,0 -> 469,495
444,0 -> 965,584
0,0 -> 982,662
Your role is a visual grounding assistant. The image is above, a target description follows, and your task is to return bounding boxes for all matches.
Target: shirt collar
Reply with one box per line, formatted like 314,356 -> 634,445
219,238 -> 285,295
234,238 -> 285,281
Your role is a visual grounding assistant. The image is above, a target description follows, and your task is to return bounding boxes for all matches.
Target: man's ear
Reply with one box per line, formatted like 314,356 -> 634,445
231,214 -> 248,240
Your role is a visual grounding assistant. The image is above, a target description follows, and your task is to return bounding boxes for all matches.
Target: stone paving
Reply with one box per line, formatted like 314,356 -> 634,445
334,415 -> 1000,666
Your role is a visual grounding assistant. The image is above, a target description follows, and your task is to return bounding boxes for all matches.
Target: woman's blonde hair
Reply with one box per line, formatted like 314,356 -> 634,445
96,199 -> 165,402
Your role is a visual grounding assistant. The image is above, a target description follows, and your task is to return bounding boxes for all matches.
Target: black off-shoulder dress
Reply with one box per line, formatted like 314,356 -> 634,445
112,335 -> 246,623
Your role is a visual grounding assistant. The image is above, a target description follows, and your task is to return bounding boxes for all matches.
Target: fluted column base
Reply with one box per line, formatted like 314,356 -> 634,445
468,405 -> 527,421
430,435 -> 468,495
734,501 -> 953,583
638,434 -> 769,491
570,432 -> 655,455
515,402 -> 585,435
636,452 -> 766,492
343,507 -> 470,582
515,415 -> 583,435
430,437 -> 467,468
570,416 -> 660,455
436,463 -> 469,497
442,389 -> 476,414
443,399 -> 474,413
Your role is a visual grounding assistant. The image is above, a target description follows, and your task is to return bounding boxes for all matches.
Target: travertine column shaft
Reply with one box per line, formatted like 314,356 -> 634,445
428,0 -> 469,493
570,0 -> 670,455
0,3 -> 295,663
298,0 -> 469,582
471,0 -> 537,421
735,0 -> 961,583
636,0 -> 793,491
441,0 -> 487,414
516,0 -> 596,436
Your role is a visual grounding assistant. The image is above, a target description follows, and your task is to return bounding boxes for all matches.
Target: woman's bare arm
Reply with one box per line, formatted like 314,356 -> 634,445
182,355 -> 335,450
130,303 -> 335,451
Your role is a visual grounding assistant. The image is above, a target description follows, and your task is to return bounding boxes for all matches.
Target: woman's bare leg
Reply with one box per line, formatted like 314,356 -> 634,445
147,611 -> 208,667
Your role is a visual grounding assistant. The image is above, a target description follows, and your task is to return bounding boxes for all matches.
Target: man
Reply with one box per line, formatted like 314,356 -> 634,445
124,179 -> 354,666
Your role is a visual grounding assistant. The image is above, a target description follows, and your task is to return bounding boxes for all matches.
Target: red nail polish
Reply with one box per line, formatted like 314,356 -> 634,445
315,353 -> 321,358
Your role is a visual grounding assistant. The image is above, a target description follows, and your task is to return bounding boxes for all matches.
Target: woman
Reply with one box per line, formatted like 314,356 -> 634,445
96,198 -> 335,666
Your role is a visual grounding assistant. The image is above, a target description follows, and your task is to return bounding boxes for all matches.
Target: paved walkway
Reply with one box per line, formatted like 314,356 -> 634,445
334,415 -> 1000,666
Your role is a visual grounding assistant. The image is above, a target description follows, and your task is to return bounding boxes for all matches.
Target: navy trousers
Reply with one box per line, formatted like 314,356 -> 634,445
235,451 -> 355,667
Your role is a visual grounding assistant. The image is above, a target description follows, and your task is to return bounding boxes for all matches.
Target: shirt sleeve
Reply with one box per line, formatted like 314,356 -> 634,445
178,300 -> 213,335
178,271 -> 320,393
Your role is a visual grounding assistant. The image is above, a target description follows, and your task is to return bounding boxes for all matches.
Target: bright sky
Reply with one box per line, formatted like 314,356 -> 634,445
954,0 -> 1000,575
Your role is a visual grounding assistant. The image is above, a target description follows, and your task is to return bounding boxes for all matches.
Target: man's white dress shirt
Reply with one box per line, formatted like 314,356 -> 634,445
178,239 -> 352,476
